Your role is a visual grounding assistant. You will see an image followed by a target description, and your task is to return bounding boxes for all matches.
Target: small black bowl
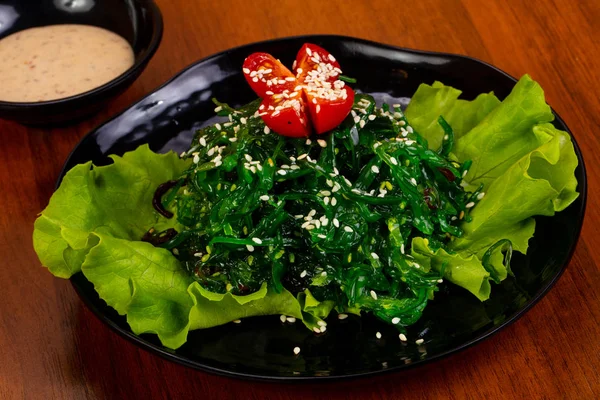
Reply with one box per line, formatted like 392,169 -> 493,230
0,0 -> 163,125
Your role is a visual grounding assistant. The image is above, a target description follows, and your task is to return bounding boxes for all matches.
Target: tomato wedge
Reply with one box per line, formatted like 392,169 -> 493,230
243,44 -> 354,137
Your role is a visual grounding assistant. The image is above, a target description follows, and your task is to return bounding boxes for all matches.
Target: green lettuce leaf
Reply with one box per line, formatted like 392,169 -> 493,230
405,81 -> 500,150
33,145 -> 190,278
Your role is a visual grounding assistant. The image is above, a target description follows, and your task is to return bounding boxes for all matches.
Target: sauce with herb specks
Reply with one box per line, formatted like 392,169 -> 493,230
0,25 -> 134,102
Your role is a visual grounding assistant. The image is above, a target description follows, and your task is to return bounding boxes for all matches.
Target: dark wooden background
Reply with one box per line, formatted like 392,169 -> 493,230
1,0 -> 599,398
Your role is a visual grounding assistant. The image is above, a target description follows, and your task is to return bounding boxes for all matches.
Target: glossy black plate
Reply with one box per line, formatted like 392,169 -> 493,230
61,35 -> 587,381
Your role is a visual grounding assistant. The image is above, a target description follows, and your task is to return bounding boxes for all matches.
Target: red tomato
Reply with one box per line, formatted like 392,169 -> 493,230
304,86 -> 355,134
243,44 -> 354,137
243,53 -> 296,98
259,96 -> 311,138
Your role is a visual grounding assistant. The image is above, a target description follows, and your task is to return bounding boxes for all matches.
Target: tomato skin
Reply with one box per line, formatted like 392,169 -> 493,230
305,86 -> 355,134
260,97 -> 311,138
294,43 -> 341,82
243,53 -> 296,98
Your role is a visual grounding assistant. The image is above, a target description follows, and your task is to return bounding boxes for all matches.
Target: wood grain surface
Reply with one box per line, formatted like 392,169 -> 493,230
1,0 -> 599,398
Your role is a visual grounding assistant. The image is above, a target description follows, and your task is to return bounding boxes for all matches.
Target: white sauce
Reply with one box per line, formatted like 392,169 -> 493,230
0,24 -> 134,102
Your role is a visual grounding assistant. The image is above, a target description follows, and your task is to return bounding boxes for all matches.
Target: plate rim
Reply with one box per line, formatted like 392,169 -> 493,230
62,34 -> 588,382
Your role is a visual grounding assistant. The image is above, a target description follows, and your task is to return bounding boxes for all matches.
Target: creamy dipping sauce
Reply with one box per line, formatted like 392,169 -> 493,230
0,24 -> 134,102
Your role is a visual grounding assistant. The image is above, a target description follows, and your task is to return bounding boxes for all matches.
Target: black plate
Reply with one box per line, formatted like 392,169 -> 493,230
61,35 -> 587,381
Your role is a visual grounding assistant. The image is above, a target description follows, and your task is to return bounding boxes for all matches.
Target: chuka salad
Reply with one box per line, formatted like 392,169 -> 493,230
33,43 -> 579,349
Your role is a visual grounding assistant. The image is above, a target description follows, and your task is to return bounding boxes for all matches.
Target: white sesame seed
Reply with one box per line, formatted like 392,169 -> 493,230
193,252 -> 203,257
214,106 -> 222,112
280,315 -> 287,323
318,234 -> 326,239
370,290 -> 378,300
332,182 -> 341,192
462,170 -> 469,178
437,279 -> 444,283
301,221 -> 312,229
410,178 -> 418,186
293,346 -> 301,355
287,317 -> 296,323
399,333 -> 407,341
305,225 -> 315,231
199,137 -> 207,147
252,77 -> 259,82
308,209 -> 317,217
277,169 -> 287,175
316,104 -> 321,114
243,68 -> 250,74
193,154 -> 200,164
466,202 -> 475,208
392,317 -> 400,324
313,327 -> 321,333
331,197 -> 337,206
321,271 -> 327,277
306,47 -> 312,56
317,139 -> 327,148
264,126 -> 270,134
297,153 -> 308,160
371,165 -> 380,174
376,332 -> 382,339
371,252 -> 379,260
229,137 -> 237,142
359,120 -> 366,128
246,245 -> 255,252
416,339 -> 424,345
245,154 -> 253,162
317,320 -> 327,327
354,116 -> 361,124
338,313 -> 348,320
407,126 -> 414,133
344,226 -> 353,233
232,319 -> 241,324
368,114 -> 376,121
260,195 -> 270,201
333,218 -> 340,228
306,139 -> 312,145
328,54 -> 336,62
394,112 -> 402,119
252,237 -> 263,244
320,190 -> 331,196
477,192 -> 485,200
324,197 -> 330,205
320,326 -> 327,333
300,270 -> 307,278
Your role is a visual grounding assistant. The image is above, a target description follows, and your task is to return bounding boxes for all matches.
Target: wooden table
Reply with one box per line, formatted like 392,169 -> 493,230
2,0 -> 599,398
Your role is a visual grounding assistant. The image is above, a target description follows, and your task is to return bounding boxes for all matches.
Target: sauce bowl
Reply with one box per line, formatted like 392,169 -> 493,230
0,0 -> 163,124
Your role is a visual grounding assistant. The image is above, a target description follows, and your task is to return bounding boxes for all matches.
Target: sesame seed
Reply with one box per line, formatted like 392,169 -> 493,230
252,237 -> 263,244
263,126 -> 271,134
313,327 -> 321,333
331,197 -> 337,206
407,126 -> 414,133
280,315 -> 287,323
232,319 -> 242,324
324,197 -> 330,205
193,252 -> 203,257
376,332 -> 382,339
462,170 -> 469,178
252,77 -> 258,82
359,120 -> 366,128
193,154 -> 200,164
371,252 -> 379,260
318,234 -> 326,239
371,165 -> 380,174
399,333 -> 407,341
370,290 -> 378,300
343,226 -> 353,233
300,270 -> 307,278
246,245 -> 255,252
260,195 -> 270,201
410,178 -> 417,186
437,279 -> 444,283
297,153 -> 308,160
320,190 -> 331,196
316,104 -> 321,113
466,202 -> 475,208
214,106 -> 222,112
416,339 -> 424,345
229,137 -> 237,142
393,103 -> 401,108
392,317 -> 400,324
477,192 -> 485,200
305,225 -> 315,231
293,346 -> 301,355
354,116 -> 361,124
317,139 -> 327,147
243,68 -> 250,74
287,317 -> 296,323
333,218 -> 340,227
320,326 -> 327,333
321,271 -> 327,277
308,209 -> 317,217
394,112 -> 402,119
245,154 -> 253,162
317,320 -> 327,327
199,137 -> 207,147
301,221 -> 312,229
368,114 -> 376,121
306,47 -> 312,56
306,139 -> 312,145
338,313 -> 348,320
332,182 -> 341,192
328,54 -> 336,62
277,169 -> 287,175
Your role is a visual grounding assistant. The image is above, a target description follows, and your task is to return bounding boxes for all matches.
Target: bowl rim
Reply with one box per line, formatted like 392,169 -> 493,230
63,34 -> 588,382
0,0 -> 163,108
